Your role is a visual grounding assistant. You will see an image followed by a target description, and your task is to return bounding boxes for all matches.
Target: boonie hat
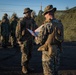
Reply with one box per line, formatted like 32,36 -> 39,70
43,5 -> 56,15
23,8 -> 32,14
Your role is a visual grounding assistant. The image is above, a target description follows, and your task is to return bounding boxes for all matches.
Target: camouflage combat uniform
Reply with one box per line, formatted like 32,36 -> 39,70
35,5 -> 64,75
1,13 -> 10,47
10,15 -> 18,47
16,8 -> 37,74
36,18 -> 63,75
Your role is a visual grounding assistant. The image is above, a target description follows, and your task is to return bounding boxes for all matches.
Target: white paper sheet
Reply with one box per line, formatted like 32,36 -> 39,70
27,24 -> 43,37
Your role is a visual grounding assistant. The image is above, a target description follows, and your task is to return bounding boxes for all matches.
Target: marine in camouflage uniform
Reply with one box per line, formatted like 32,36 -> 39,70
0,20 -> 2,45
10,14 -> 18,47
16,8 -> 37,74
35,5 -> 64,75
1,13 -> 10,48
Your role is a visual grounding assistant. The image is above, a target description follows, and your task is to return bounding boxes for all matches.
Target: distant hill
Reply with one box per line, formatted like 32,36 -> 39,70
68,6 -> 76,10
55,7 -> 76,41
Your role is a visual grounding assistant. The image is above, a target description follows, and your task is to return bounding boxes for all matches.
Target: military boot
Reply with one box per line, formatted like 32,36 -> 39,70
22,66 -> 28,74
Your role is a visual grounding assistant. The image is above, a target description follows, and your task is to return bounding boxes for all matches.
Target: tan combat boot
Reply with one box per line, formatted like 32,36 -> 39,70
22,66 -> 28,74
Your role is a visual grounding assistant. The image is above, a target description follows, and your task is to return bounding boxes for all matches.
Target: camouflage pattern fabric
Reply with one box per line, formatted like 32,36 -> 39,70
10,17 -> 18,47
16,17 -> 36,70
16,17 -> 36,41
36,19 -> 63,75
1,16 -> 10,47
42,45 -> 60,75
21,40 -> 33,66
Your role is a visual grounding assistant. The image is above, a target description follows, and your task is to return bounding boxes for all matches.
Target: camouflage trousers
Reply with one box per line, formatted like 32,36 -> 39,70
20,40 -> 33,68
42,45 -> 61,75
1,35 -> 9,47
11,35 -> 17,47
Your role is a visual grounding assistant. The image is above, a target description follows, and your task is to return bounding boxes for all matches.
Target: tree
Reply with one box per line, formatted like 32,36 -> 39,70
38,10 -> 43,16
66,6 -> 69,10
35,15 -> 45,27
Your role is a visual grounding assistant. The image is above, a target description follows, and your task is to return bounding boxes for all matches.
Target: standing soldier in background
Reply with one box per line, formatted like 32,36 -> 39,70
0,20 -> 2,45
1,13 -> 10,48
35,5 -> 64,75
16,8 -> 37,74
10,13 -> 18,47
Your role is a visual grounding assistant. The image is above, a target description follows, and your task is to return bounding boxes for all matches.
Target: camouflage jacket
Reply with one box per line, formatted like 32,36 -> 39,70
36,19 -> 64,45
16,17 -> 37,41
10,19 -> 18,35
1,19 -> 10,36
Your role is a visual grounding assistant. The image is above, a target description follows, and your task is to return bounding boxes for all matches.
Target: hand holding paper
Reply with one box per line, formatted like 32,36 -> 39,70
27,24 -> 43,37
27,29 -> 37,37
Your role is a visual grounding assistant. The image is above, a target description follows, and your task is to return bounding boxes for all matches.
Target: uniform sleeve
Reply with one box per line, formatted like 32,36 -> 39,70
31,19 -> 38,31
7,19 -> 11,33
37,26 -> 45,45
15,20 -> 21,40
36,23 -> 53,45
10,21 -> 13,30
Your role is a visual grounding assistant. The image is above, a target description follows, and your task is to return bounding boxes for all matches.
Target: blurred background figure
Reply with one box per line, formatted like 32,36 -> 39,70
1,13 -> 10,48
10,13 -> 19,47
0,20 -> 2,46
